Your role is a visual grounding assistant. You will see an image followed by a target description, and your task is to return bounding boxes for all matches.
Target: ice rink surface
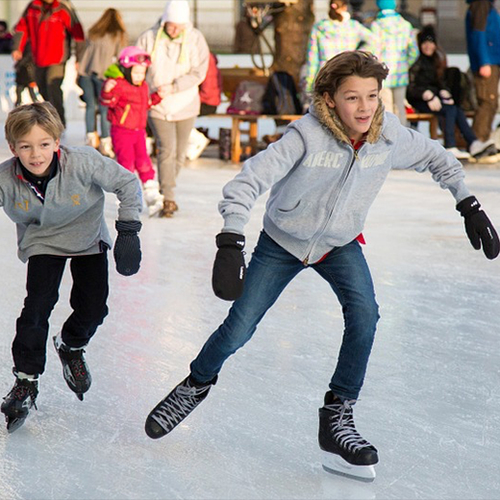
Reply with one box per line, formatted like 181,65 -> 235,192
0,122 -> 499,500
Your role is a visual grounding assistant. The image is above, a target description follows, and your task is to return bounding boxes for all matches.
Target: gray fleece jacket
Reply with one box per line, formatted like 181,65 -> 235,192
0,145 -> 142,263
220,96 -> 471,264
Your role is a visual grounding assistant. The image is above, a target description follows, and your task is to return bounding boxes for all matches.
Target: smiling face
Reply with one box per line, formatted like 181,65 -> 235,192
10,124 -> 59,177
324,75 -> 380,141
420,40 -> 436,57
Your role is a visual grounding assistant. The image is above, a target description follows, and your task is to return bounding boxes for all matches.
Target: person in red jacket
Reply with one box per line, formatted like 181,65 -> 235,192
101,46 -> 166,217
11,0 -> 86,127
199,52 -> 222,115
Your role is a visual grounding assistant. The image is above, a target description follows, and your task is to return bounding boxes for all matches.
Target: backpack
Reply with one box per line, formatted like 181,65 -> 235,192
227,80 -> 266,115
262,71 -> 302,115
444,67 -> 477,112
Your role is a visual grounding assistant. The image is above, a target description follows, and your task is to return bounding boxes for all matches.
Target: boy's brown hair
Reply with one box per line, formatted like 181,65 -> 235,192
5,102 -> 64,145
314,50 -> 389,98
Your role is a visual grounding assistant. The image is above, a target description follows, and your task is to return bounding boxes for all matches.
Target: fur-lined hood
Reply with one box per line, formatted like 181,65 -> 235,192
310,94 -> 386,145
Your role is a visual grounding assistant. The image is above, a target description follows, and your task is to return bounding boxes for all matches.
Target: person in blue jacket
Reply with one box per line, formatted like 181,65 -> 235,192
465,0 -> 500,149
144,51 -> 499,481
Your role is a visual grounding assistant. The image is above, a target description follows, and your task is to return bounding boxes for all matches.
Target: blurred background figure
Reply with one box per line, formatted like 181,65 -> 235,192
136,0 -> 209,218
0,20 -> 13,54
12,0 -> 86,128
407,25 -> 497,161
14,43 -> 39,106
78,8 -> 128,157
370,0 -> 418,126
304,0 -> 376,95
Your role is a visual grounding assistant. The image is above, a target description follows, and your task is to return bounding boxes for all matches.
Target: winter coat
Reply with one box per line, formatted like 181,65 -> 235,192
304,15 -> 377,92
199,53 -> 222,107
78,33 -> 126,80
13,0 -> 85,67
370,10 -> 418,88
406,55 -> 449,110
100,64 -> 162,130
466,0 -> 500,72
136,21 -> 209,121
0,146 -> 142,263
219,95 -> 470,265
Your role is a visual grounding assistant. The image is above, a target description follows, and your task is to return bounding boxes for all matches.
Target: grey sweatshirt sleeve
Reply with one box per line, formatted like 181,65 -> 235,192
219,128 -> 306,234
90,152 -> 143,221
389,122 -> 470,203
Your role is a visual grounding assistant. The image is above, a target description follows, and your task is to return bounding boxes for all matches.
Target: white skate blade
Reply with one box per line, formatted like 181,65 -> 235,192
321,450 -> 376,482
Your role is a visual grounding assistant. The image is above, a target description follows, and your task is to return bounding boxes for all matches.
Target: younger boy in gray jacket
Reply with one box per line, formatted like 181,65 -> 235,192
144,51 -> 499,481
0,102 -> 143,433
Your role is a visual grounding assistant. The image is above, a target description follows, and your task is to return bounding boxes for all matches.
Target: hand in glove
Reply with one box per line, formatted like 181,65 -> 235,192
456,196 -> 499,260
212,232 -> 246,300
114,220 -> 142,275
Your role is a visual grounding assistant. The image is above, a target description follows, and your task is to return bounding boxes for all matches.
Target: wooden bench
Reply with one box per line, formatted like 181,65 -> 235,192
199,111 -> 475,163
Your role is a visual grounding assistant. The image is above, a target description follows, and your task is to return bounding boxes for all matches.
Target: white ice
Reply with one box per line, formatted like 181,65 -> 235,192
0,121 -> 499,500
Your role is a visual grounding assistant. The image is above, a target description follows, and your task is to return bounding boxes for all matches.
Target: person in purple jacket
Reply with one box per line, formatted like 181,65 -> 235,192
0,102 -> 142,433
144,51 -> 499,482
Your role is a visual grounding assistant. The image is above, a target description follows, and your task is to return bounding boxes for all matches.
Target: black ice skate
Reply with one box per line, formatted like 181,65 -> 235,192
53,333 -> 91,401
318,391 -> 378,482
145,375 -> 217,439
1,371 -> 38,433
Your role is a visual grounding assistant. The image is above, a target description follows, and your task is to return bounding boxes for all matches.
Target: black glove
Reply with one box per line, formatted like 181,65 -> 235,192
114,220 -> 142,276
456,196 -> 499,260
212,232 -> 246,300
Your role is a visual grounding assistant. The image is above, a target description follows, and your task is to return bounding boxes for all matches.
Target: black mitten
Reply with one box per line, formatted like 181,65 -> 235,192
456,196 -> 499,260
212,232 -> 246,300
114,220 -> 142,276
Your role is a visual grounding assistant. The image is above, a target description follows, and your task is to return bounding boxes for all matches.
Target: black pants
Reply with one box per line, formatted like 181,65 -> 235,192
35,64 -> 66,127
13,252 -> 109,375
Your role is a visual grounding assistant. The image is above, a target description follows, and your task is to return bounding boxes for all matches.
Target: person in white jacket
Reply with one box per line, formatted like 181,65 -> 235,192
136,0 -> 209,217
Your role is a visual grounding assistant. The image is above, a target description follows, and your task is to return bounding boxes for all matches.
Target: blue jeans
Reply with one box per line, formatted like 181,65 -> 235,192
78,74 -> 110,138
190,231 -> 380,400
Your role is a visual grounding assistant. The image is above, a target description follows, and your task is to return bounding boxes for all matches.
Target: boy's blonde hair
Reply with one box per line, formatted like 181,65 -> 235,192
5,102 -> 64,145
314,50 -> 389,98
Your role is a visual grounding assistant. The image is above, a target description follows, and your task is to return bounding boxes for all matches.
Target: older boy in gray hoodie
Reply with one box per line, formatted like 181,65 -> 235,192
144,51 -> 499,481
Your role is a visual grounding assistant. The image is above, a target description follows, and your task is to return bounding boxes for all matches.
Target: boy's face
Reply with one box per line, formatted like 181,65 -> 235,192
131,65 -> 147,86
10,124 -> 60,177
324,76 -> 380,141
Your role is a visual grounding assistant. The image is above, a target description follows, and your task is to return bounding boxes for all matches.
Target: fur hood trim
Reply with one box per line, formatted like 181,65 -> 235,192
311,94 -> 385,144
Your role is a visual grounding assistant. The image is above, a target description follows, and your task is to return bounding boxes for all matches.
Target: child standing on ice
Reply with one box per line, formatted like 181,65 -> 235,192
0,102 -> 143,433
101,46 -> 165,217
144,51 -> 499,481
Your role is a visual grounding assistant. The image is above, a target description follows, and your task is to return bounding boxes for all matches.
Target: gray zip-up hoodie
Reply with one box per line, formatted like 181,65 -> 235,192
220,96 -> 471,264
0,145 -> 142,263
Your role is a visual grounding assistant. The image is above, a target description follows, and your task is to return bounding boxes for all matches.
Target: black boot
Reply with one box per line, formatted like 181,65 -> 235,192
1,370 -> 39,433
145,375 -> 217,439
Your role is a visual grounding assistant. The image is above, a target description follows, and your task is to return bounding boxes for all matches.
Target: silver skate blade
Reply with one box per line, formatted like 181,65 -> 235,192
321,450 -> 376,482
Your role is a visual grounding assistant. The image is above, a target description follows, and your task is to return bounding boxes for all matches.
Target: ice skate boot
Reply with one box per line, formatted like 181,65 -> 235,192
319,391 -> 378,482
53,333 -> 91,401
1,371 -> 38,433
143,180 -> 165,217
145,375 -> 217,439
85,131 -> 99,149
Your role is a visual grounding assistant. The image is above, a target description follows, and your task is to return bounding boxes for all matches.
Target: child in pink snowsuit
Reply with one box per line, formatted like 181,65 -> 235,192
101,46 -> 165,216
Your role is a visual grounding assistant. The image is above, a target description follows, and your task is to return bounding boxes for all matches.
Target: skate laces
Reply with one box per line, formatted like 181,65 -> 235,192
325,399 -> 373,453
61,347 -> 87,380
8,380 -> 38,408
151,378 -> 210,431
